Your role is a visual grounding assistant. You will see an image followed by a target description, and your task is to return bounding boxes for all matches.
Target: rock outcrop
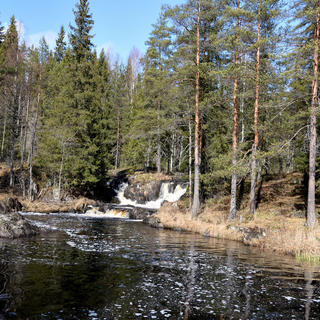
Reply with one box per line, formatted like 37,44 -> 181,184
0,212 -> 39,239
0,197 -> 22,214
123,181 -> 163,204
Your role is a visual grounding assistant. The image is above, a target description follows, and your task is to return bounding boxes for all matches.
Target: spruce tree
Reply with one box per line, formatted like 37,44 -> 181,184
55,26 -> 66,62
69,0 -> 94,62
3,16 -> 19,186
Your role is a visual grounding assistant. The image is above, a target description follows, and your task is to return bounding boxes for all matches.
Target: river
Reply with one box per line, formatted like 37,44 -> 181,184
0,213 -> 319,319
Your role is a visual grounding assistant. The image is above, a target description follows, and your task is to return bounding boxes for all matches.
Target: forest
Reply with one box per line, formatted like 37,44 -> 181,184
0,0 -> 319,229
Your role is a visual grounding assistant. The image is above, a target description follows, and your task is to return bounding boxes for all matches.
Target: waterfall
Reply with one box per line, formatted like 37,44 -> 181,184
117,182 -> 188,210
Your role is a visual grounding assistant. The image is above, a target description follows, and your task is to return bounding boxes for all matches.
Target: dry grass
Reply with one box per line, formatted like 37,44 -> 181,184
157,203 -> 242,242
156,201 -> 320,260
20,197 -> 96,213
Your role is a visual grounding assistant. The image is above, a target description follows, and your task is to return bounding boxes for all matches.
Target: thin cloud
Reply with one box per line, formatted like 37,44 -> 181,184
26,30 -> 58,50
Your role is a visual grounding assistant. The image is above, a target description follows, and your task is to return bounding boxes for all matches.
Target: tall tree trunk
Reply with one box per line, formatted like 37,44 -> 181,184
20,95 -> 30,169
170,133 -> 175,172
229,0 -> 240,220
29,71 -> 42,201
115,102 -> 121,169
156,98 -> 161,173
240,51 -> 246,144
9,79 -> 19,187
249,0 -> 261,215
307,10 -> 319,228
9,100 -> 17,187
58,143 -> 65,201
189,117 -> 193,210
1,106 -> 7,160
192,0 -> 201,218
178,137 -> 184,171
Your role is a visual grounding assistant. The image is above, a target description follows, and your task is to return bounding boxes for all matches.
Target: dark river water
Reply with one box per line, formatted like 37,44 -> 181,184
0,213 -> 319,319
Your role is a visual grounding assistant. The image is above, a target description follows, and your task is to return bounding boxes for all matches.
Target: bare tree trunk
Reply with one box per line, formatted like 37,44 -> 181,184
229,0 -> 240,220
240,52 -> 246,144
1,106 -> 7,160
170,133 -> 175,172
58,143 -> 65,201
178,137 -> 183,171
146,139 -> 151,168
156,98 -> 161,173
20,95 -> 30,169
189,117 -> 193,210
115,102 -> 121,169
29,72 -> 42,201
9,102 -> 17,187
192,0 -> 201,218
307,10 -> 319,228
9,78 -> 20,187
249,0 -> 261,215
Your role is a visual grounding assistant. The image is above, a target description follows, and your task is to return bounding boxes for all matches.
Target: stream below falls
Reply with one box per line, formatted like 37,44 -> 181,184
0,213 -> 319,319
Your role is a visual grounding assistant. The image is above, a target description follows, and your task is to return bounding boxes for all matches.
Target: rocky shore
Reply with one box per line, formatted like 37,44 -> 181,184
0,197 -> 39,239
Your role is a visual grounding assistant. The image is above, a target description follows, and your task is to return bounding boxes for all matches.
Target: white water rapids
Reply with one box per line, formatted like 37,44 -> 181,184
22,181 -> 188,220
117,182 -> 188,210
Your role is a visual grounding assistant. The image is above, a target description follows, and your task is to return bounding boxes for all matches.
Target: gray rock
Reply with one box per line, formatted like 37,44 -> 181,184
124,181 -> 162,204
144,216 -> 163,228
0,198 -> 22,214
0,212 -> 39,239
228,225 -> 266,241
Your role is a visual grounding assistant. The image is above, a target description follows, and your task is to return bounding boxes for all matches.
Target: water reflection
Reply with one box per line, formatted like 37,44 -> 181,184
0,214 -> 319,319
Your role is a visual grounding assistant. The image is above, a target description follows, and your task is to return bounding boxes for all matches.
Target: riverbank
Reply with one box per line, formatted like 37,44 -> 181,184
20,197 -> 97,213
149,201 -> 320,261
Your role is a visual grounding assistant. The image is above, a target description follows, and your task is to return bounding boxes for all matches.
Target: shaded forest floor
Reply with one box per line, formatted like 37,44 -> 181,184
154,172 -> 320,261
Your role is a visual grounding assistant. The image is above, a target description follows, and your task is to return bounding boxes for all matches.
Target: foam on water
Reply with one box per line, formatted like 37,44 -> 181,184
21,210 -> 129,220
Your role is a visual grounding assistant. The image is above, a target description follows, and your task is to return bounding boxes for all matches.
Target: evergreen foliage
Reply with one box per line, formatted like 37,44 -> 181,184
0,0 -> 319,226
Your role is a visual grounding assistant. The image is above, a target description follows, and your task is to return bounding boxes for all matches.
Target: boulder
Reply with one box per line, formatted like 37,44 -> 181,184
228,226 -> 266,241
144,216 -> 164,228
73,197 -> 96,213
123,181 -> 162,204
0,212 -> 39,239
0,197 -> 22,214
129,207 -> 156,220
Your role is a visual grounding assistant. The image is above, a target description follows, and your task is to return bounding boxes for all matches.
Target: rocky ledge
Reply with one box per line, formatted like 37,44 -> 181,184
0,212 -> 39,239
0,197 -> 39,239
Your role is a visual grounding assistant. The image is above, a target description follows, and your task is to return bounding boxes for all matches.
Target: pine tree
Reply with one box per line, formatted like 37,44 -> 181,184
228,0 -> 240,220
242,0 -> 282,215
249,0 -> 262,215
144,10 -> 173,173
291,0 -> 320,228
166,0 -> 224,216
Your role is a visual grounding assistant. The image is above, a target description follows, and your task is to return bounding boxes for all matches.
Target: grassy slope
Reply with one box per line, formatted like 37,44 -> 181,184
156,172 -> 320,260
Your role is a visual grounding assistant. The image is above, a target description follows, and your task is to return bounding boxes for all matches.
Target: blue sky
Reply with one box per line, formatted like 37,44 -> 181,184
0,0 -> 184,62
